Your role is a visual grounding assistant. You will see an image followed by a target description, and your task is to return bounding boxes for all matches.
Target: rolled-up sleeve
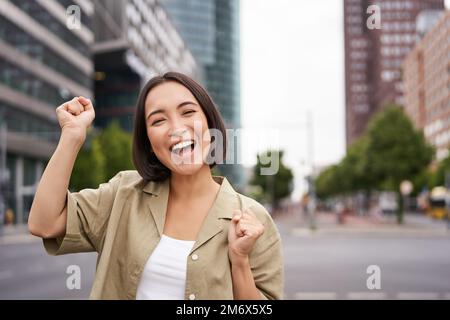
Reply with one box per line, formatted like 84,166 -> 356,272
43,172 -> 123,256
248,206 -> 284,300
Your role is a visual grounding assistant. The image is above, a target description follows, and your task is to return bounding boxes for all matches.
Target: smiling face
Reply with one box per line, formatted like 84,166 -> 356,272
144,81 -> 213,176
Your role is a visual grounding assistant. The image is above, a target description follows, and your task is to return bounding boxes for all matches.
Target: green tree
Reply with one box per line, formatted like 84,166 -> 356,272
365,105 -> 434,223
70,136 -> 106,191
315,164 -> 341,199
250,150 -> 294,210
341,136 -> 372,193
70,122 -> 135,191
412,167 -> 432,195
315,136 -> 371,199
97,121 -> 134,181
430,153 -> 450,188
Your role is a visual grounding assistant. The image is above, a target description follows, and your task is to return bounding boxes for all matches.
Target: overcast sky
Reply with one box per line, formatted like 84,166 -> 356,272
241,0 -> 346,199
241,0 -> 450,199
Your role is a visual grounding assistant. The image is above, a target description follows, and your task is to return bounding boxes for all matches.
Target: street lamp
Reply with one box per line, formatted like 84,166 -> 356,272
297,111 -> 316,229
400,180 -> 413,223
305,175 -> 317,230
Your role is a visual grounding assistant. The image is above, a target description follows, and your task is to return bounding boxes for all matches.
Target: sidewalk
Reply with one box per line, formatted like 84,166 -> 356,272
2,210 -> 449,244
273,208 -> 450,237
0,224 -> 40,245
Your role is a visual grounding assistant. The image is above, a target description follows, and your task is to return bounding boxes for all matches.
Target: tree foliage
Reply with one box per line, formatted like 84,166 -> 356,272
70,121 -> 134,191
250,150 -> 294,209
97,121 -> 134,181
365,105 -> 433,191
315,105 -> 434,223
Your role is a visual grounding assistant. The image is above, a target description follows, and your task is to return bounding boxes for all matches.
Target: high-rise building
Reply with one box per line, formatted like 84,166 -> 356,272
403,10 -> 450,160
344,0 -> 444,147
161,0 -> 242,188
93,0 -> 199,132
0,0 -> 94,224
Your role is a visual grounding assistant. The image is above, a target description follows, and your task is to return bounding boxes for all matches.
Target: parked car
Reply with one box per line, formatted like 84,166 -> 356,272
379,192 -> 398,214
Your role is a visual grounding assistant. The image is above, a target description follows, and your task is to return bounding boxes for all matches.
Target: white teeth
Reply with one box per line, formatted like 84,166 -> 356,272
171,140 -> 193,152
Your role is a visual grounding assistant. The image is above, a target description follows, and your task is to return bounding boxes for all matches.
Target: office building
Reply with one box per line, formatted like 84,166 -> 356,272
344,0 -> 444,147
93,0 -> 199,132
0,0 -> 94,224
403,10 -> 450,160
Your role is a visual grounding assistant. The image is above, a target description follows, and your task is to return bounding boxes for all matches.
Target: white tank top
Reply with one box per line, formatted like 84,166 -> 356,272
136,234 -> 195,300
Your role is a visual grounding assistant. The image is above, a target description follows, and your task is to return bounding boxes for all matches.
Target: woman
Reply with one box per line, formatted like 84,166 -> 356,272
28,72 -> 283,300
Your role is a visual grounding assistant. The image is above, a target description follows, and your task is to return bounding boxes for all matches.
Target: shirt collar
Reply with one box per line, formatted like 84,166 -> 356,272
142,175 -> 239,251
210,176 -> 238,219
142,175 -> 237,220
142,178 -> 167,196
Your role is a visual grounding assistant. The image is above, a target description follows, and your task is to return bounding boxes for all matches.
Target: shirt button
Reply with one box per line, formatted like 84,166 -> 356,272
189,294 -> 196,300
191,254 -> 199,261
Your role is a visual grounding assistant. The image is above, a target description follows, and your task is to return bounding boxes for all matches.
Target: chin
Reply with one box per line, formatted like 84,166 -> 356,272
170,163 -> 205,176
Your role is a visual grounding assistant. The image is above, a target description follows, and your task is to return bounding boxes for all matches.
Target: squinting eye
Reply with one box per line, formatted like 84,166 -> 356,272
151,119 -> 165,126
183,110 -> 195,115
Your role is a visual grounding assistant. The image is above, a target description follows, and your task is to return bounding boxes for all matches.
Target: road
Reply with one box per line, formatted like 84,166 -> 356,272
0,237 -> 96,299
277,214 -> 450,299
1,215 -> 450,299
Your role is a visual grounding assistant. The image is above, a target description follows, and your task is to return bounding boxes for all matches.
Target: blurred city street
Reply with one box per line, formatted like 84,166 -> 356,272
1,0 -> 450,302
1,210 -> 450,300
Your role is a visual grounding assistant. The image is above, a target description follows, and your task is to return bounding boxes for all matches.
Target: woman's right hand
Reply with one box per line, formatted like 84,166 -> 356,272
56,96 -> 95,141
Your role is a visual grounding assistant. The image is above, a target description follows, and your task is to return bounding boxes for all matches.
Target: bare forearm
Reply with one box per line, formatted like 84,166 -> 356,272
231,256 -> 263,300
28,130 -> 84,235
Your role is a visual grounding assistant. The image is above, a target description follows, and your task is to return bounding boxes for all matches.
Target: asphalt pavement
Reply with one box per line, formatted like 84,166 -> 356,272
1,211 -> 449,299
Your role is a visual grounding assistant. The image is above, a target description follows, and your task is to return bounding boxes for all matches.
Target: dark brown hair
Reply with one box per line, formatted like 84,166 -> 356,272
132,71 -> 227,182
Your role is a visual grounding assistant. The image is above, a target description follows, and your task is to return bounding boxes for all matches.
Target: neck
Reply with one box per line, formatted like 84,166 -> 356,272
169,166 -> 220,200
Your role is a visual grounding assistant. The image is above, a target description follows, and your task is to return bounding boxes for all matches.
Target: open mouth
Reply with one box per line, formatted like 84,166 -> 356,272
170,139 -> 196,157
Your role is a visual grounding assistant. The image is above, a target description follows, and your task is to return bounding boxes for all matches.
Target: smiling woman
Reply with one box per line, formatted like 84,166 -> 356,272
27,71 -> 284,300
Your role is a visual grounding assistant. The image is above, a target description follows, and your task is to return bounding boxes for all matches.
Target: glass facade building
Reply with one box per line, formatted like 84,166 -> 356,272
161,0 -> 243,188
0,0 -> 94,224
92,0 -> 198,133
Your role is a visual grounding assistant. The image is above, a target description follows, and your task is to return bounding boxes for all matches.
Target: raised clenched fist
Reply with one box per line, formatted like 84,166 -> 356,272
56,96 -> 95,141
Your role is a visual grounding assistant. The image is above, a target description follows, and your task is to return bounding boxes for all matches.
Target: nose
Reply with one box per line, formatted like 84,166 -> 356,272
169,128 -> 188,139
167,114 -> 190,139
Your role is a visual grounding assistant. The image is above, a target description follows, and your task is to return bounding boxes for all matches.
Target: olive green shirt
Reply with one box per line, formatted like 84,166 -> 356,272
43,170 -> 284,300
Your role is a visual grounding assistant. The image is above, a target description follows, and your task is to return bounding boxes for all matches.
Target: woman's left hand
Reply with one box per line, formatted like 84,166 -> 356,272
228,209 -> 265,264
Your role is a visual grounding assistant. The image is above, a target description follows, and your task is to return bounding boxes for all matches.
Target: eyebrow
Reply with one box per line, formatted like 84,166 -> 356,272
146,101 -> 198,120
